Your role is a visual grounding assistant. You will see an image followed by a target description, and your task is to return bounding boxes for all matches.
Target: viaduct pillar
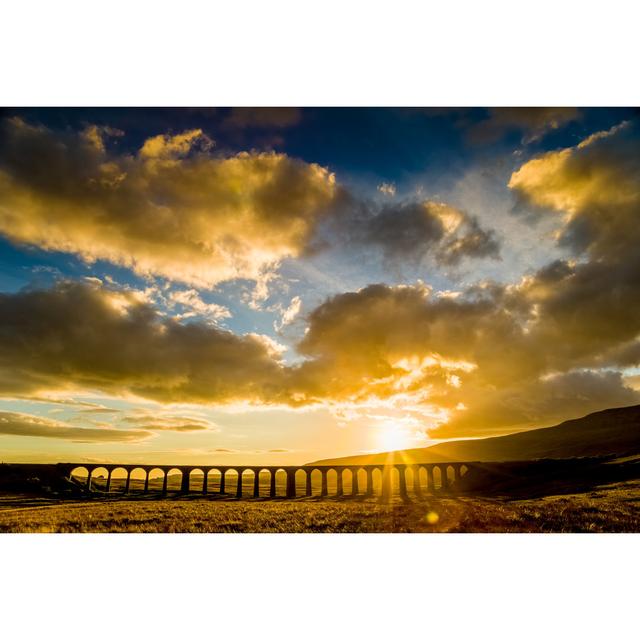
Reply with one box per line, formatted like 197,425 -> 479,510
381,467 -> 391,502
270,470 -> 277,498
440,466 -> 449,492
336,469 -> 343,496
398,466 -> 408,500
180,470 -> 190,493
285,469 -> 296,498
365,468 -> 374,496
427,467 -> 435,494
305,471 -> 312,497
412,465 -> 422,496
236,471 -> 243,498
253,471 -> 260,498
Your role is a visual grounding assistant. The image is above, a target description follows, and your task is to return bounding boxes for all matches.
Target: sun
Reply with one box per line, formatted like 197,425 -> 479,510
375,421 -> 414,452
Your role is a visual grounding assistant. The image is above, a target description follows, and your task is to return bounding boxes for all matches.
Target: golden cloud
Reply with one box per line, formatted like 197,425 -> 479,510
0,281 -> 288,404
0,411 -> 152,443
120,414 -> 218,432
288,276 -> 640,435
500,118 -> 640,381
509,120 -> 640,259
0,117 -> 337,287
0,276 -> 638,439
1,117 -> 639,441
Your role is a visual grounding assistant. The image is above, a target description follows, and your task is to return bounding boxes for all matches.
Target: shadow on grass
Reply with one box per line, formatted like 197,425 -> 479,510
457,456 -> 640,500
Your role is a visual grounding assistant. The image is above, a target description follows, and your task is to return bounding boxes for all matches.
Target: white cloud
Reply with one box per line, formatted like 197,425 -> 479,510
167,289 -> 231,323
377,182 -> 396,196
275,296 -> 302,331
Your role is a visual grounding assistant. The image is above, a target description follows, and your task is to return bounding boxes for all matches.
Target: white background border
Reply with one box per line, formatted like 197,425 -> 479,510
1,1 -> 639,637
2,534 -> 638,638
2,0 -> 639,106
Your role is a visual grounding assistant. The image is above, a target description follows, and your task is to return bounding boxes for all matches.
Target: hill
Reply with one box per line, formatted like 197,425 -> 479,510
307,404 -> 640,466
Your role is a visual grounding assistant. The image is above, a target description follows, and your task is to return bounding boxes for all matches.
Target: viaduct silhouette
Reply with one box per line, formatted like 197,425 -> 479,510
58,462 -> 471,500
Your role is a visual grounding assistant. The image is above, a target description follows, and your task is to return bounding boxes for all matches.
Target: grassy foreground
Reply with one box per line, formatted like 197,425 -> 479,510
1,478 -> 639,533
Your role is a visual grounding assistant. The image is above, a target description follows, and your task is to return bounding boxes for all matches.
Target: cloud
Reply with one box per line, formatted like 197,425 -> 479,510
275,296 -> 302,331
0,281 -> 288,404
139,128 -> 214,159
503,121 -> 640,375
0,117 -> 337,287
242,269 -> 279,310
436,212 -> 502,266
1,117 -> 639,441
0,411 -> 151,442
468,107 -> 581,144
287,277 -> 640,436
0,118 -> 501,288
247,333 -> 288,358
120,414 -> 218,432
436,369 -> 639,438
166,289 -> 231,323
509,120 -> 640,260
1,270 -> 639,439
78,407 -> 121,415
377,182 -> 396,196
332,199 -> 501,268
292,282 -> 527,402
208,447 -> 293,454
5,396 -> 112,410
223,107 -> 302,129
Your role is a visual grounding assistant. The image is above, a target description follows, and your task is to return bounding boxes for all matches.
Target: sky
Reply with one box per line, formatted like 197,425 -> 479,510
0,106 -> 639,465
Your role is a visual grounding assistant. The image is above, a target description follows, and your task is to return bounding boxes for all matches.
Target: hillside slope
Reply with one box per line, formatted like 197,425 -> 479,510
307,404 -> 640,466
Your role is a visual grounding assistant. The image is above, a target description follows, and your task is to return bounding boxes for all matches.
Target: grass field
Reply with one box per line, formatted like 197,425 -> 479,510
1,478 -> 639,533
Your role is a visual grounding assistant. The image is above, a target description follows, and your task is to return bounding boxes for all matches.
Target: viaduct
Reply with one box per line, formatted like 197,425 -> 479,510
55,461 -> 472,500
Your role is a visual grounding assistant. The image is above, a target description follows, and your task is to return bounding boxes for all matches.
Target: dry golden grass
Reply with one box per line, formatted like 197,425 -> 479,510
1,479 -> 639,533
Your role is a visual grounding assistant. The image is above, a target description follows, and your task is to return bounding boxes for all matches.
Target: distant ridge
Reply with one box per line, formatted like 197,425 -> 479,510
307,404 -> 640,466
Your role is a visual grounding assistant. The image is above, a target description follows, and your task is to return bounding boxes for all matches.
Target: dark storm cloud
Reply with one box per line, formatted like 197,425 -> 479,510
315,194 -> 501,269
363,200 -> 500,266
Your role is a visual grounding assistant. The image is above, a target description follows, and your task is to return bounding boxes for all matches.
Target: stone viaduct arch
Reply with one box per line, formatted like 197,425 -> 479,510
147,467 -> 165,493
61,461 -> 472,500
